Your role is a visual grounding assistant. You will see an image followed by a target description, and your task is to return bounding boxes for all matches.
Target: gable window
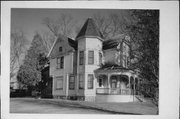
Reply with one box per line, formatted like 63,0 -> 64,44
57,56 -> 64,69
79,51 -> 84,65
59,47 -> 63,52
79,74 -> 84,89
56,77 -> 63,90
88,51 -> 94,64
69,76 -> 75,90
88,74 -> 94,89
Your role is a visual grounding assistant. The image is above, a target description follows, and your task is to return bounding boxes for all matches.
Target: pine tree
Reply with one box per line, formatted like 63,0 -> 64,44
17,33 -> 48,93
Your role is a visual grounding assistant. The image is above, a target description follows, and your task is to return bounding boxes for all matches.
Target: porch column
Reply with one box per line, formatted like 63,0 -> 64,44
107,74 -> 111,88
107,73 -> 111,94
133,77 -> 135,96
66,73 -> 69,99
128,75 -> 131,95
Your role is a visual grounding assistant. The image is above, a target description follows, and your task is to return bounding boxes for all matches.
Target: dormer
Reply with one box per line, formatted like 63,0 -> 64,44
102,35 -> 131,68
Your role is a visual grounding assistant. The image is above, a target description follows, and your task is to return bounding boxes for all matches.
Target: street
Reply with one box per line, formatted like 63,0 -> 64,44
10,98 -> 113,114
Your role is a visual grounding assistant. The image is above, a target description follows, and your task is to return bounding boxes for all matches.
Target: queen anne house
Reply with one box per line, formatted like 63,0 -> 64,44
48,18 -> 141,102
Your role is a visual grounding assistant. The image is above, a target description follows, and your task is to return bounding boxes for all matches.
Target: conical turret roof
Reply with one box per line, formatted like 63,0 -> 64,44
76,18 -> 103,40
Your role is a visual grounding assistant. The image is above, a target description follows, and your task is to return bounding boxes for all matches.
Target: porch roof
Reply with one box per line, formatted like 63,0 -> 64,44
94,66 -> 137,75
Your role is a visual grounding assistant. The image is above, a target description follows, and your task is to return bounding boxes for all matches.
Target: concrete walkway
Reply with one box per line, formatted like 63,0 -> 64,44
12,98 -> 158,115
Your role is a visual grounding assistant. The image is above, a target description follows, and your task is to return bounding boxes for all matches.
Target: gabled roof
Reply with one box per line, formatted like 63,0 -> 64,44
76,18 -> 103,40
47,34 -> 77,58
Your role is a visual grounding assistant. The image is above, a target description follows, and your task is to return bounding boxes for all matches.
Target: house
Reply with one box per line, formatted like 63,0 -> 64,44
48,18 -> 140,102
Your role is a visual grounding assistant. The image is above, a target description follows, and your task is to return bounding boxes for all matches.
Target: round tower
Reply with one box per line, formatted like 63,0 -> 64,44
76,18 -> 104,101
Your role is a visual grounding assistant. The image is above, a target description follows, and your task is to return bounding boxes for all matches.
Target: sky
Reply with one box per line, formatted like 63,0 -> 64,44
11,9 -> 128,42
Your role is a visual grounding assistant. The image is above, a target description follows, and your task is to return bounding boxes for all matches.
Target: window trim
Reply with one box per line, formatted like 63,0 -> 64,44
88,50 -> 94,65
99,78 -> 103,87
69,75 -> 75,90
56,76 -> 63,90
99,52 -> 102,65
59,47 -> 63,52
56,56 -> 64,69
79,74 -> 84,89
88,74 -> 94,89
79,51 -> 84,65
60,56 -> 64,69
56,57 -> 61,69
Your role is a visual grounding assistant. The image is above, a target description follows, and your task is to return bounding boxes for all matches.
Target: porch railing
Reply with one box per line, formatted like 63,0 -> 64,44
96,88 -> 131,95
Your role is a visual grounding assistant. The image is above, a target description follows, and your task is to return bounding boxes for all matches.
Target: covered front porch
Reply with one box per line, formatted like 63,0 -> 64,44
94,67 -> 140,102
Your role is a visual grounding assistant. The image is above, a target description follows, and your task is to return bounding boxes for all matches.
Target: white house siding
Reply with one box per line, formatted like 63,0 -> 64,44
50,52 -> 75,98
77,37 -> 102,101
77,38 -> 86,97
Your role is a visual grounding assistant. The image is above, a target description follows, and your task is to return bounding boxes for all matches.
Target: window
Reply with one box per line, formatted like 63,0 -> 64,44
99,52 -> 102,65
59,47 -> 62,52
79,74 -> 84,89
99,78 -> 103,87
127,56 -> 130,67
88,51 -> 94,64
57,57 -> 64,69
88,74 -> 94,89
69,76 -> 75,90
79,51 -> 84,65
124,55 -> 127,68
60,56 -> 64,69
56,77 -> 63,90
57,57 -> 61,69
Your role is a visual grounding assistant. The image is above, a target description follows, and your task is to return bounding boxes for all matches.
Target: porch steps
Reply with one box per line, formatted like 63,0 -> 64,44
135,95 -> 145,102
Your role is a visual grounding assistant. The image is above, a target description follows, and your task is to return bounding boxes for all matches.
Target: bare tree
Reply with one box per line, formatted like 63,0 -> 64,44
41,31 -> 56,53
93,12 -> 132,40
42,13 -> 76,38
93,13 -> 112,39
10,29 -> 29,79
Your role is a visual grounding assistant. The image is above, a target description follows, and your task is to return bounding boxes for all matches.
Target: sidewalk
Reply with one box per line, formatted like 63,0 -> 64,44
22,98 -> 158,115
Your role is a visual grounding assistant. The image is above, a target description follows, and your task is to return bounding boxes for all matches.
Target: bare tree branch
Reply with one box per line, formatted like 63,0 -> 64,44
10,29 -> 29,79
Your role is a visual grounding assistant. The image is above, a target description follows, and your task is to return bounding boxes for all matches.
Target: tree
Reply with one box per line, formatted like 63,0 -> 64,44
93,11 -> 132,40
42,13 -> 76,38
10,29 -> 29,79
93,13 -> 112,39
41,31 -> 56,52
17,33 -> 48,92
127,10 -> 159,105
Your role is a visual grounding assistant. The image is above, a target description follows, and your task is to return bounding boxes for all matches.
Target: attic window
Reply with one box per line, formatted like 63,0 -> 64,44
59,47 -> 62,52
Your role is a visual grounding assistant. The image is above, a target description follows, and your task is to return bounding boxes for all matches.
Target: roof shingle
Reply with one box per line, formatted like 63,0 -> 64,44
76,18 -> 103,40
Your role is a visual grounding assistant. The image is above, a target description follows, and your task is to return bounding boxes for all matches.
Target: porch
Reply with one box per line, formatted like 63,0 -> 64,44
94,67 -> 140,102
96,74 -> 139,95
96,88 -> 131,95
